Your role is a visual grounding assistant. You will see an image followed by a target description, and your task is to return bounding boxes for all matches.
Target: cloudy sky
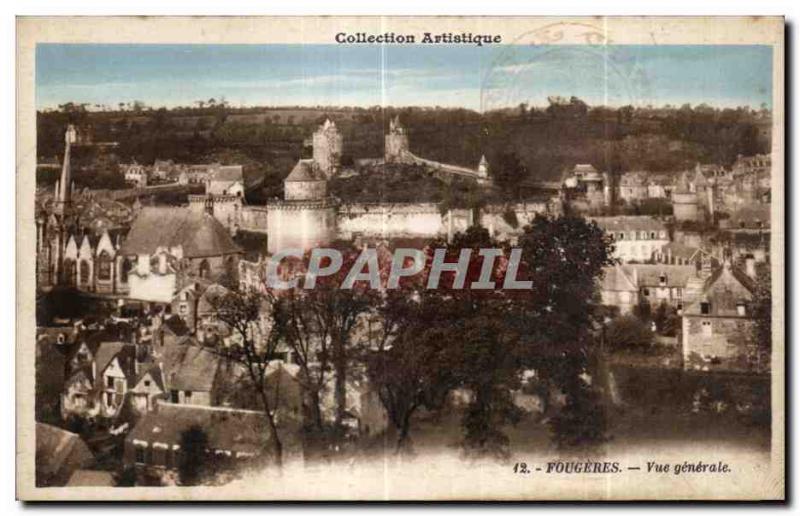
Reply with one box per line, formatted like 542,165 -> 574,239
36,44 -> 773,111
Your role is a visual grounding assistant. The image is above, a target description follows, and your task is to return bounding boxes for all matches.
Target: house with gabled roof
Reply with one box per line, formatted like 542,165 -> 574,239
61,339 -> 140,420
117,207 -> 242,303
600,265 -> 639,315
681,260 -> 760,372
206,165 -> 245,197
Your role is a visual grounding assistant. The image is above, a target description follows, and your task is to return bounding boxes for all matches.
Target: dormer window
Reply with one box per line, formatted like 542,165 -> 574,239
737,302 -> 747,316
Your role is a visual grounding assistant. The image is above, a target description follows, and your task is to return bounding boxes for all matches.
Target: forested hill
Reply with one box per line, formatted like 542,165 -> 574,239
36,101 -> 771,194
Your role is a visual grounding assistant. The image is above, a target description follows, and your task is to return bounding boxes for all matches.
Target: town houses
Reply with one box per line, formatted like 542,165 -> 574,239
34,119 -> 773,487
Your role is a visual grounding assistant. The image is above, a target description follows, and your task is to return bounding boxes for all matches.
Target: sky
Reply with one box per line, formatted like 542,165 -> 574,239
35,44 -> 773,111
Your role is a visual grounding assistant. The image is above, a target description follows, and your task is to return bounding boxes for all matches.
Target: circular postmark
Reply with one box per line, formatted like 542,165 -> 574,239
480,21 -> 654,113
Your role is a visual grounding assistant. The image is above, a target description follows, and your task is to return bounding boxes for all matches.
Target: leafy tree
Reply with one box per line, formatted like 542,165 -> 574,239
423,226 -> 524,457
653,303 -> 679,337
605,314 -> 655,352
750,263 -> 772,369
362,285 -> 458,453
515,215 -> 615,446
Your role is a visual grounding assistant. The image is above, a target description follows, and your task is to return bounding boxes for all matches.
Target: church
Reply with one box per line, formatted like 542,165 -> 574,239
36,125 -> 242,303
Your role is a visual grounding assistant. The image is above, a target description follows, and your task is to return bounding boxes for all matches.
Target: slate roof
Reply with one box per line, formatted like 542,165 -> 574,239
161,345 -> 220,393
127,403 -> 269,454
36,423 -> 94,481
591,216 -> 668,233
118,207 -> 242,258
623,264 -> 698,289
659,242 -> 705,262
285,159 -> 326,182
600,266 -> 638,292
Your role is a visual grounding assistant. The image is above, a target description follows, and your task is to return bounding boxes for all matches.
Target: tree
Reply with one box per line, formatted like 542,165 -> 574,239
605,314 -> 655,352
425,226 -> 523,457
362,286 -> 457,453
494,151 -> 528,193
270,248 -> 377,436
210,288 -> 286,466
178,425 -> 210,485
515,215 -> 615,446
750,264 -> 772,370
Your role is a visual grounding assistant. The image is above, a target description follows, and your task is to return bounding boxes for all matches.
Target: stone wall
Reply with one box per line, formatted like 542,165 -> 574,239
336,203 -> 449,240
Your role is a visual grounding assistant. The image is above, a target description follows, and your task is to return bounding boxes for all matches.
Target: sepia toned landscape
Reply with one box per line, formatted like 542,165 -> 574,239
20,17 -> 783,500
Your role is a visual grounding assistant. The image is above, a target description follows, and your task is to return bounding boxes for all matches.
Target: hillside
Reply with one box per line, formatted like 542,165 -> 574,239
36,102 -> 771,197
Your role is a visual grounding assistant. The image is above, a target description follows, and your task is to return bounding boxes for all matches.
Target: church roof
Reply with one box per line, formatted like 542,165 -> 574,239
118,207 -> 242,258
285,159 -> 326,182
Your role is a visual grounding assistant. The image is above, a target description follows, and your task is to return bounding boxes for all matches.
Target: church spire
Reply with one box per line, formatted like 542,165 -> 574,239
55,125 -> 77,215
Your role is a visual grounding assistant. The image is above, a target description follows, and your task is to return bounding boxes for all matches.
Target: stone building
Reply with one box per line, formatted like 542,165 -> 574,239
681,260 -> 759,372
591,216 -> 670,263
117,207 -> 243,303
266,160 -> 337,255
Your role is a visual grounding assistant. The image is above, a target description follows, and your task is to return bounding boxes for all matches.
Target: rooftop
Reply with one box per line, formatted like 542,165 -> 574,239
118,207 -> 242,259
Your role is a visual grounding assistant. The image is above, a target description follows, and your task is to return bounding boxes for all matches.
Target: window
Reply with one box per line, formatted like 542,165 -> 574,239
737,302 -> 747,316
184,391 -> 193,401
79,260 -> 90,285
659,274 -> 667,286
97,251 -> 112,281
700,302 -> 711,315
650,232 -> 656,239
171,390 -> 179,403
121,258 -> 133,284
106,392 -> 114,406
643,288 -> 650,296
179,303 -> 188,315
199,259 -> 211,279
144,380 -> 151,387
617,232 -> 624,240
135,446 -> 146,464
106,376 -> 114,388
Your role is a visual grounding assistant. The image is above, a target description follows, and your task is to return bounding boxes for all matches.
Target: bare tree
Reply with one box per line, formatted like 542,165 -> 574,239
210,287 -> 286,467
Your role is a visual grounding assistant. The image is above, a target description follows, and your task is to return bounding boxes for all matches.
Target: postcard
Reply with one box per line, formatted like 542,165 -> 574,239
17,15 -> 784,501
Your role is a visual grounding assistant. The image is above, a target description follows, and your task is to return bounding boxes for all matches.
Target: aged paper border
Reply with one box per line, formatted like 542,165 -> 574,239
16,15 -> 785,501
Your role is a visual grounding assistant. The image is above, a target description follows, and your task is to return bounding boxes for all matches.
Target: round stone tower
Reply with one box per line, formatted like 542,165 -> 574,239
312,118 -> 343,178
266,159 -> 336,255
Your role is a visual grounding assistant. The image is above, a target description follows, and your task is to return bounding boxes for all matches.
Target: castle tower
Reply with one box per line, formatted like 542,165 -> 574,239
672,171 -> 701,222
54,125 -> 77,215
477,155 -> 489,178
266,159 -> 336,255
312,118 -> 343,179
384,116 -> 410,163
